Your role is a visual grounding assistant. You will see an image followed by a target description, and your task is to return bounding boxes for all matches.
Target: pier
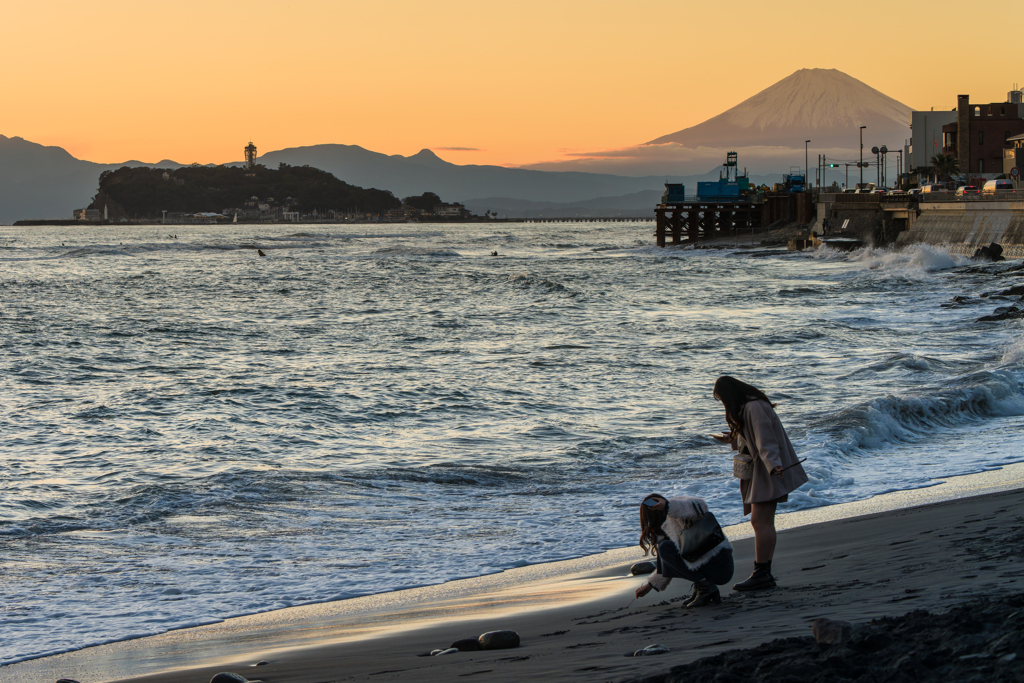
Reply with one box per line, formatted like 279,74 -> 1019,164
654,192 -> 813,247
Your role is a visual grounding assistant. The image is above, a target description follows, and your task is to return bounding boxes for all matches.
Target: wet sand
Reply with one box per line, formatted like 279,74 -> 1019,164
4,463 -> 1023,683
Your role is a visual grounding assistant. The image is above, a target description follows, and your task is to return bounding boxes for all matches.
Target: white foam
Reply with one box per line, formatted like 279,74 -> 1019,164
849,243 -> 969,275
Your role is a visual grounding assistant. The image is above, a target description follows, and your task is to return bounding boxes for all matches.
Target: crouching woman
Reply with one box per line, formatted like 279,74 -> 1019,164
633,494 -> 734,607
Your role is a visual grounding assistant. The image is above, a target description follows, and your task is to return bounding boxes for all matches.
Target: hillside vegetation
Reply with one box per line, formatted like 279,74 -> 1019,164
88,164 -> 401,218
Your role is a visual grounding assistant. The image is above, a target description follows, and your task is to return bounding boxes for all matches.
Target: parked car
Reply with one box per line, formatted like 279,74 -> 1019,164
955,185 -> 980,197
887,190 -> 907,195
920,184 -> 945,193
982,179 -> 1015,195
907,188 -> 923,196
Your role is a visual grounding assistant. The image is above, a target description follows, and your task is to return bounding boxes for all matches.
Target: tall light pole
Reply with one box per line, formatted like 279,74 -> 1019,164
859,126 -> 867,188
805,140 -> 810,189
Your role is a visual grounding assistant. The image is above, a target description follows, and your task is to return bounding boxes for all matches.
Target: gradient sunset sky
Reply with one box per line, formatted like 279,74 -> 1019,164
4,0 -> 1016,167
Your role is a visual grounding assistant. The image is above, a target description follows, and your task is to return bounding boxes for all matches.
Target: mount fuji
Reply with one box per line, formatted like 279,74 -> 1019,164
648,68 -> 912,149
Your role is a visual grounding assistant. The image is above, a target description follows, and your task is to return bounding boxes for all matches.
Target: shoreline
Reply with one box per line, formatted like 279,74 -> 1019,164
4,462 -> 1023,683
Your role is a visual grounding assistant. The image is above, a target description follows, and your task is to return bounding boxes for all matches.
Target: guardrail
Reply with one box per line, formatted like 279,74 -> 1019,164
821,190 -> 1024,204
919,190 -> 1024,203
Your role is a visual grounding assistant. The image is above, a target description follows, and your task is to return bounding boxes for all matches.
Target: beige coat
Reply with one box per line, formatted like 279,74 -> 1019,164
736,400 -> 808,509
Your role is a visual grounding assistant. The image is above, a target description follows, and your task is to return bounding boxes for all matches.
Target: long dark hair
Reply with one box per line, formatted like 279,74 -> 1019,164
713,376 -> 776,438
639,494 -> 667,556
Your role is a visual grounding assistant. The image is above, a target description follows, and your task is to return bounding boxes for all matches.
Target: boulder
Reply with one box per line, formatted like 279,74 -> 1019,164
812,618 -> 852,645
630,561 -> 657,576
634,644 -> 671,656
450,637 -> 482,651
210,674 -> 249,683
977,306 -> 1024,322
972,243 -> 1005,262
478,630 -> 520,650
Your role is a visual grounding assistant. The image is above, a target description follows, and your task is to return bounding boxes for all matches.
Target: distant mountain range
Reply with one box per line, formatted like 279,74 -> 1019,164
0,136 -> 702,224
0,69 -> 917,223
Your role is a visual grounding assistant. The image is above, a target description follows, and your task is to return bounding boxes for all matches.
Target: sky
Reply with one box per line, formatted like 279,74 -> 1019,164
2,0 -> 1019,168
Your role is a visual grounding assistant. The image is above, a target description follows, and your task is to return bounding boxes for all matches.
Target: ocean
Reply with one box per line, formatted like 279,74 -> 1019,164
2,221 -> 1023,665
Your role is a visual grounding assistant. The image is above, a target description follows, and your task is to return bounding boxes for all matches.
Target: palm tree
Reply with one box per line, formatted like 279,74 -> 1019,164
930,153 -> 960,185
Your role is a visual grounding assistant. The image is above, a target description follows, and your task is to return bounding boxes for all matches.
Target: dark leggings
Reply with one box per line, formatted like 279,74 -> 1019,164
656,540 -> 734,586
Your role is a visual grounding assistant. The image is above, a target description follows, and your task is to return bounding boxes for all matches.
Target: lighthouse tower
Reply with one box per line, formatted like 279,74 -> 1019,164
244,141 -> 257,170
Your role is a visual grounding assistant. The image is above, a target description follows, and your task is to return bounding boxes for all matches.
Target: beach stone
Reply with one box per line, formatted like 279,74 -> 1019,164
973,243 -> 1005,262
812,618 -> 852,645
210,674 -> 249,683
977,306 -> 1024,322
478,630 -> 520,650
450,637 -> 482,651
631,561 -> 657,576
56,680 -> 81,683
433,648 -> 459,656
429,649 -> 445,656
634,644 -> 671,656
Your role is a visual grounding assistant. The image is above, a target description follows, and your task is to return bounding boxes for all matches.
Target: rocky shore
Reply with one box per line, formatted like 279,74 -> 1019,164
629,593 -> 1024,683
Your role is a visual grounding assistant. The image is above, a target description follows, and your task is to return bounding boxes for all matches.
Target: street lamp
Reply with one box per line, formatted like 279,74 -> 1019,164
859,126 -> 867,188
805,140 -> 810,191
880,145 -> 888,188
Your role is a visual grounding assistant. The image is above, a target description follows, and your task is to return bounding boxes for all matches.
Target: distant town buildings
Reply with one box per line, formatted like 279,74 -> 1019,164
73,208 -> 101,220
386,201 -> 468,220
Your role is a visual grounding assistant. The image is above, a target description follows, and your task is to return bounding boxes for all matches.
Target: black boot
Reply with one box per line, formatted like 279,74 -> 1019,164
732,561 -> 776,591
686,579 -> 722,607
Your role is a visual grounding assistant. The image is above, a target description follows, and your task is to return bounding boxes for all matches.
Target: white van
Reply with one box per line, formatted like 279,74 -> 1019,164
982,179 -> 1014,195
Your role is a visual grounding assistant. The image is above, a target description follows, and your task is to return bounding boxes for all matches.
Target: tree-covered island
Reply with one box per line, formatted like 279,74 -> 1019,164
88,164 -> 403,222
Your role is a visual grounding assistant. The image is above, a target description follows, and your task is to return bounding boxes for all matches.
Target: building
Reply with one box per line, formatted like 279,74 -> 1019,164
433,203 -> 467,217
907,110 -> 957,172
942,94 -> 1024,175
1005,133 -> 1024,174
73,208 -> 101,220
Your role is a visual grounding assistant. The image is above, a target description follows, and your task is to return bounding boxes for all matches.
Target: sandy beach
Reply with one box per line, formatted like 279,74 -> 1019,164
4,464 -> 1023,683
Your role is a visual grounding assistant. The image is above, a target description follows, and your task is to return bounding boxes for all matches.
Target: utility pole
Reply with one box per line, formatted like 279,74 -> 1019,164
805,140 -> 810,189
860,126 -> 867,188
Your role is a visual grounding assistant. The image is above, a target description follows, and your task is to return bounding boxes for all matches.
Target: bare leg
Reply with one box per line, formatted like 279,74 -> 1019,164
750,501 -> 778,563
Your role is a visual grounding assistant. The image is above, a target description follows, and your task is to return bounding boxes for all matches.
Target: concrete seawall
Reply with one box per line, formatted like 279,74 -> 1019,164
897,201 -> 1024,258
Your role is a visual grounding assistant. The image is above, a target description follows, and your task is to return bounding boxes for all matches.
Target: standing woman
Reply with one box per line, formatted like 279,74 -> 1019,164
712,376 -> 808,591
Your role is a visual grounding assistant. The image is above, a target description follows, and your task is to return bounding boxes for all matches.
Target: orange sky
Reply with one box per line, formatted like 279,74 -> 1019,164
2,0 -> 1018,167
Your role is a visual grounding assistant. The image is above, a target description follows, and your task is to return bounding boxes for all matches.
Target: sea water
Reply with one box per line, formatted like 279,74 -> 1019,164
1,222 -> 1023,665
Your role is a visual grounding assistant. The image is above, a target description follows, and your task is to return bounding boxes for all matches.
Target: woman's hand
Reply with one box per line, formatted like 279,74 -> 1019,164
635,582 -> 653,599
771,466 -> 784,477
646,498 -> 667,512
710,431 -> 733,444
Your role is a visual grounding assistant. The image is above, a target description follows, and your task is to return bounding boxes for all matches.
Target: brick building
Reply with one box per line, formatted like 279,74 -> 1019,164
941,95 -> 1024,175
